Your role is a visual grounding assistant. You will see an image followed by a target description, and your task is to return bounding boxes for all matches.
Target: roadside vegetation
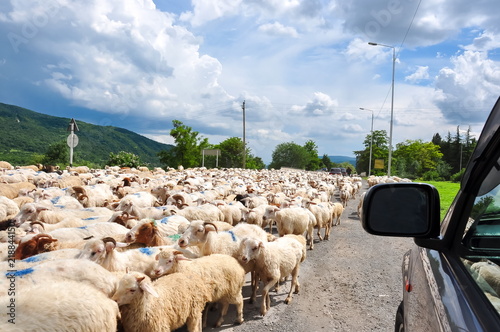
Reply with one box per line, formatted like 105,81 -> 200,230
419,180 -> 461,220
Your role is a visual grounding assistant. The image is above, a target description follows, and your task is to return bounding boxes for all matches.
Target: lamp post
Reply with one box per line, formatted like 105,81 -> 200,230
359,108 -> 374,176
368,42 -> 395,176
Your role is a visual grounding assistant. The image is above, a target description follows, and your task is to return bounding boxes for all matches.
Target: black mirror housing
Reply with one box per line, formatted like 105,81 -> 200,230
361,183 -> 441,238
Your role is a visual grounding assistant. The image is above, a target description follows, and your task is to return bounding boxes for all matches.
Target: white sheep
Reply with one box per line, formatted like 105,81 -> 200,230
266,206 -> 316,250
0,258 -> 119,297
331,202 -> 345,226
238,235 -> 305,316
111,270 -> 211,332
0,196 -> 19,223
166,203 -> 225,222
0,280 -> 119,331
305,201 -> 332,241
153,249 -> 245,327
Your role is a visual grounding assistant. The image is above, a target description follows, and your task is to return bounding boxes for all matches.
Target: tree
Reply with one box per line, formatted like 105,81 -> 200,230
268,142 -> 310,170
107,151 -> 142,168
354,130 -> 389,175
42,141 -> 68,165
303,140 -> 322,171
321,154 -> 333,170
393,139 -> 443,179
157,120 -> 209,168
215,137 -> 245,168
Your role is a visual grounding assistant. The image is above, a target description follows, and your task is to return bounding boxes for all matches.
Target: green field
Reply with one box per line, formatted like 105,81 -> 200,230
418,180 -> 461,220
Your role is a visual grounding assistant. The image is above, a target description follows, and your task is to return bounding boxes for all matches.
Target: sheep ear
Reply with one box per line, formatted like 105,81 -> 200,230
115,242 -> 129,248
155,254 -> 159,261
139,279 -> 159,298
175,253 -> 191,262
105,241 -> 116,252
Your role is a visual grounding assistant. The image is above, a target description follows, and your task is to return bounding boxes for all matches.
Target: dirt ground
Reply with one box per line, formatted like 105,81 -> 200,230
192,180 -> 413,332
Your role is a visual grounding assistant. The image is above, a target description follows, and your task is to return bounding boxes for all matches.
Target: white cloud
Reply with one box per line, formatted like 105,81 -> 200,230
258,22 -> 298,38
434,50 -> 500,124
405,66 -> 429,82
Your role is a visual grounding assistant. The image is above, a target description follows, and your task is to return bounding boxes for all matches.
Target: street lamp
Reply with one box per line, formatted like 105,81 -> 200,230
368,42 -> 395,176
359,108 -> 374,176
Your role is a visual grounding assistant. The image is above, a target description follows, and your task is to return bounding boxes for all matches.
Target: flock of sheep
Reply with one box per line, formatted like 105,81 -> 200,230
0,160 -> 398,332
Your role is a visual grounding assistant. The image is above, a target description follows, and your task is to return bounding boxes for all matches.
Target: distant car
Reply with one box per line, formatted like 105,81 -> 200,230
362,96 -> 500,331
340,167 -> 347,176
329,168 -> 342,175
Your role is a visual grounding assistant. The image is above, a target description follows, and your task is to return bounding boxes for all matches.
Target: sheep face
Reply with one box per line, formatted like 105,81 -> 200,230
153,249 -> 178,277
177,220 -> 216,248
78,239 -> 108,262
112,272 -> 159,305
239,237 -> 263,264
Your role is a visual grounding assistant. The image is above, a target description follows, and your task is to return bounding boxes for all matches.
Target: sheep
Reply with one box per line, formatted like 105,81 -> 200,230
79,236 -> 197,275
266,207 -> 316,250
124,216 -> 190,247
0,196 -> 19,228
331,202 -> 345,226
241,204 -> 276,233
153,249 -> 245,327
42,221 -> 130,242
0,280 -> 119,332
0,258 -> 119,297
238,235 -> 305,316
0,182 -> 36,199
305,201 -> 333,241
10,203 -> 114,226
217,201 -> 244,226
68,184 -> 115,208
0,161 -> 13,170
107,211 -> 139,228
49,175 -> 83,188
111,270 -> 211,332
115,191 -> 160,211
470,261 -> 500,295
166,203 -> 225,222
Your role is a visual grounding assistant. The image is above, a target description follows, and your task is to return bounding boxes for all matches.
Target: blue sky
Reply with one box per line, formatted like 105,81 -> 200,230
1,0 -> 499,165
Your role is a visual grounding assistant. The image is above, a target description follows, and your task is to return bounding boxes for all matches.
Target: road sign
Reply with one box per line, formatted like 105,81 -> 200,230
67,133 -> 79,148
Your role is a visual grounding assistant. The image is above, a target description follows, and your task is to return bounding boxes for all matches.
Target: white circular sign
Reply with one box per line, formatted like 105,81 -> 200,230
67,133 -> 79,148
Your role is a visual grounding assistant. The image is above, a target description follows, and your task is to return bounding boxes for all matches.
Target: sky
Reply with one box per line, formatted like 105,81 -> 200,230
1,0 -> 500,165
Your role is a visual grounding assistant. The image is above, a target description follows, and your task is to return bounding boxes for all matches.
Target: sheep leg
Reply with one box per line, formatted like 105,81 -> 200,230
261,278 -> 278,316
317,227 -> 323,241
214,301 -> 229,327
249,270 -> 258,304
285,265 -> 300,304
186,312 -> 203,332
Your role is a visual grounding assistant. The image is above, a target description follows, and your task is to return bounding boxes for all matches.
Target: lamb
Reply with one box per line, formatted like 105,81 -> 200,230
153,249 -> 245,327
0,280 -> 119,331
124,216 -> 190,246
111,270 -> 211,332
238,235 -> 305,316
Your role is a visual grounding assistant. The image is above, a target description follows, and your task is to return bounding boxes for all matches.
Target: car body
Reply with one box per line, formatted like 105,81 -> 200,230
361,96 -> 500,331
329,167 -> 342,175
340,167 -> 347,176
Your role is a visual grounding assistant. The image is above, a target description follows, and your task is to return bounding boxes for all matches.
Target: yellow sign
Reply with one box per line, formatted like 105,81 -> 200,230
374,159 -> 385,169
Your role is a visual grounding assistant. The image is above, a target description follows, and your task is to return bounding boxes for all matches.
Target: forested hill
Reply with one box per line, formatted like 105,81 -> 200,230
0,103 -> 173,167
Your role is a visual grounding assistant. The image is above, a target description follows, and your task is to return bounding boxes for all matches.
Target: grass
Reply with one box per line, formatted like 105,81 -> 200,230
417,180 -> 461,220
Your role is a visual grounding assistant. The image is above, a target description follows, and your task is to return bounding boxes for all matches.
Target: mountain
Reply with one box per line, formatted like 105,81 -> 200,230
328,155 -> 356,166
0,103 -> 173,167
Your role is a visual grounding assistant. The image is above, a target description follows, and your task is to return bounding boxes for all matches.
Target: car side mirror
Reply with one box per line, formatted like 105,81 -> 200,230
361,183 -> 441,238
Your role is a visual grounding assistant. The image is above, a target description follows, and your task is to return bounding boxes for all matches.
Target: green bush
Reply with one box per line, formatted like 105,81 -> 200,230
450,169 -> 465,183
107,151 -> 142,168
421,170 -> 443,181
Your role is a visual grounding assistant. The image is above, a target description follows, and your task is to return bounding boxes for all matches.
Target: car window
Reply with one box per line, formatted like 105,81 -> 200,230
461,154 -> 500,313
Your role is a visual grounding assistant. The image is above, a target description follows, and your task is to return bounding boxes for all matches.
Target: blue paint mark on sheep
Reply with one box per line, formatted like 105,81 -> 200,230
225,230 -> 237,242
160,216 -> 172,224
83,217 -> 98,221
6,267 -> 35,278
22,254 -> 45,263
51,197 -> 61,204
77,226 -> 88,229
139,247 -> 155,256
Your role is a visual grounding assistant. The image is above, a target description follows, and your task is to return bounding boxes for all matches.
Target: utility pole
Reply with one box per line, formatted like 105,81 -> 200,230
242,100 -> 246,169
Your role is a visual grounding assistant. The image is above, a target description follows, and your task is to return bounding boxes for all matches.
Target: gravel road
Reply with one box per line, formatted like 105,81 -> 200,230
192,180 -> 414,332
